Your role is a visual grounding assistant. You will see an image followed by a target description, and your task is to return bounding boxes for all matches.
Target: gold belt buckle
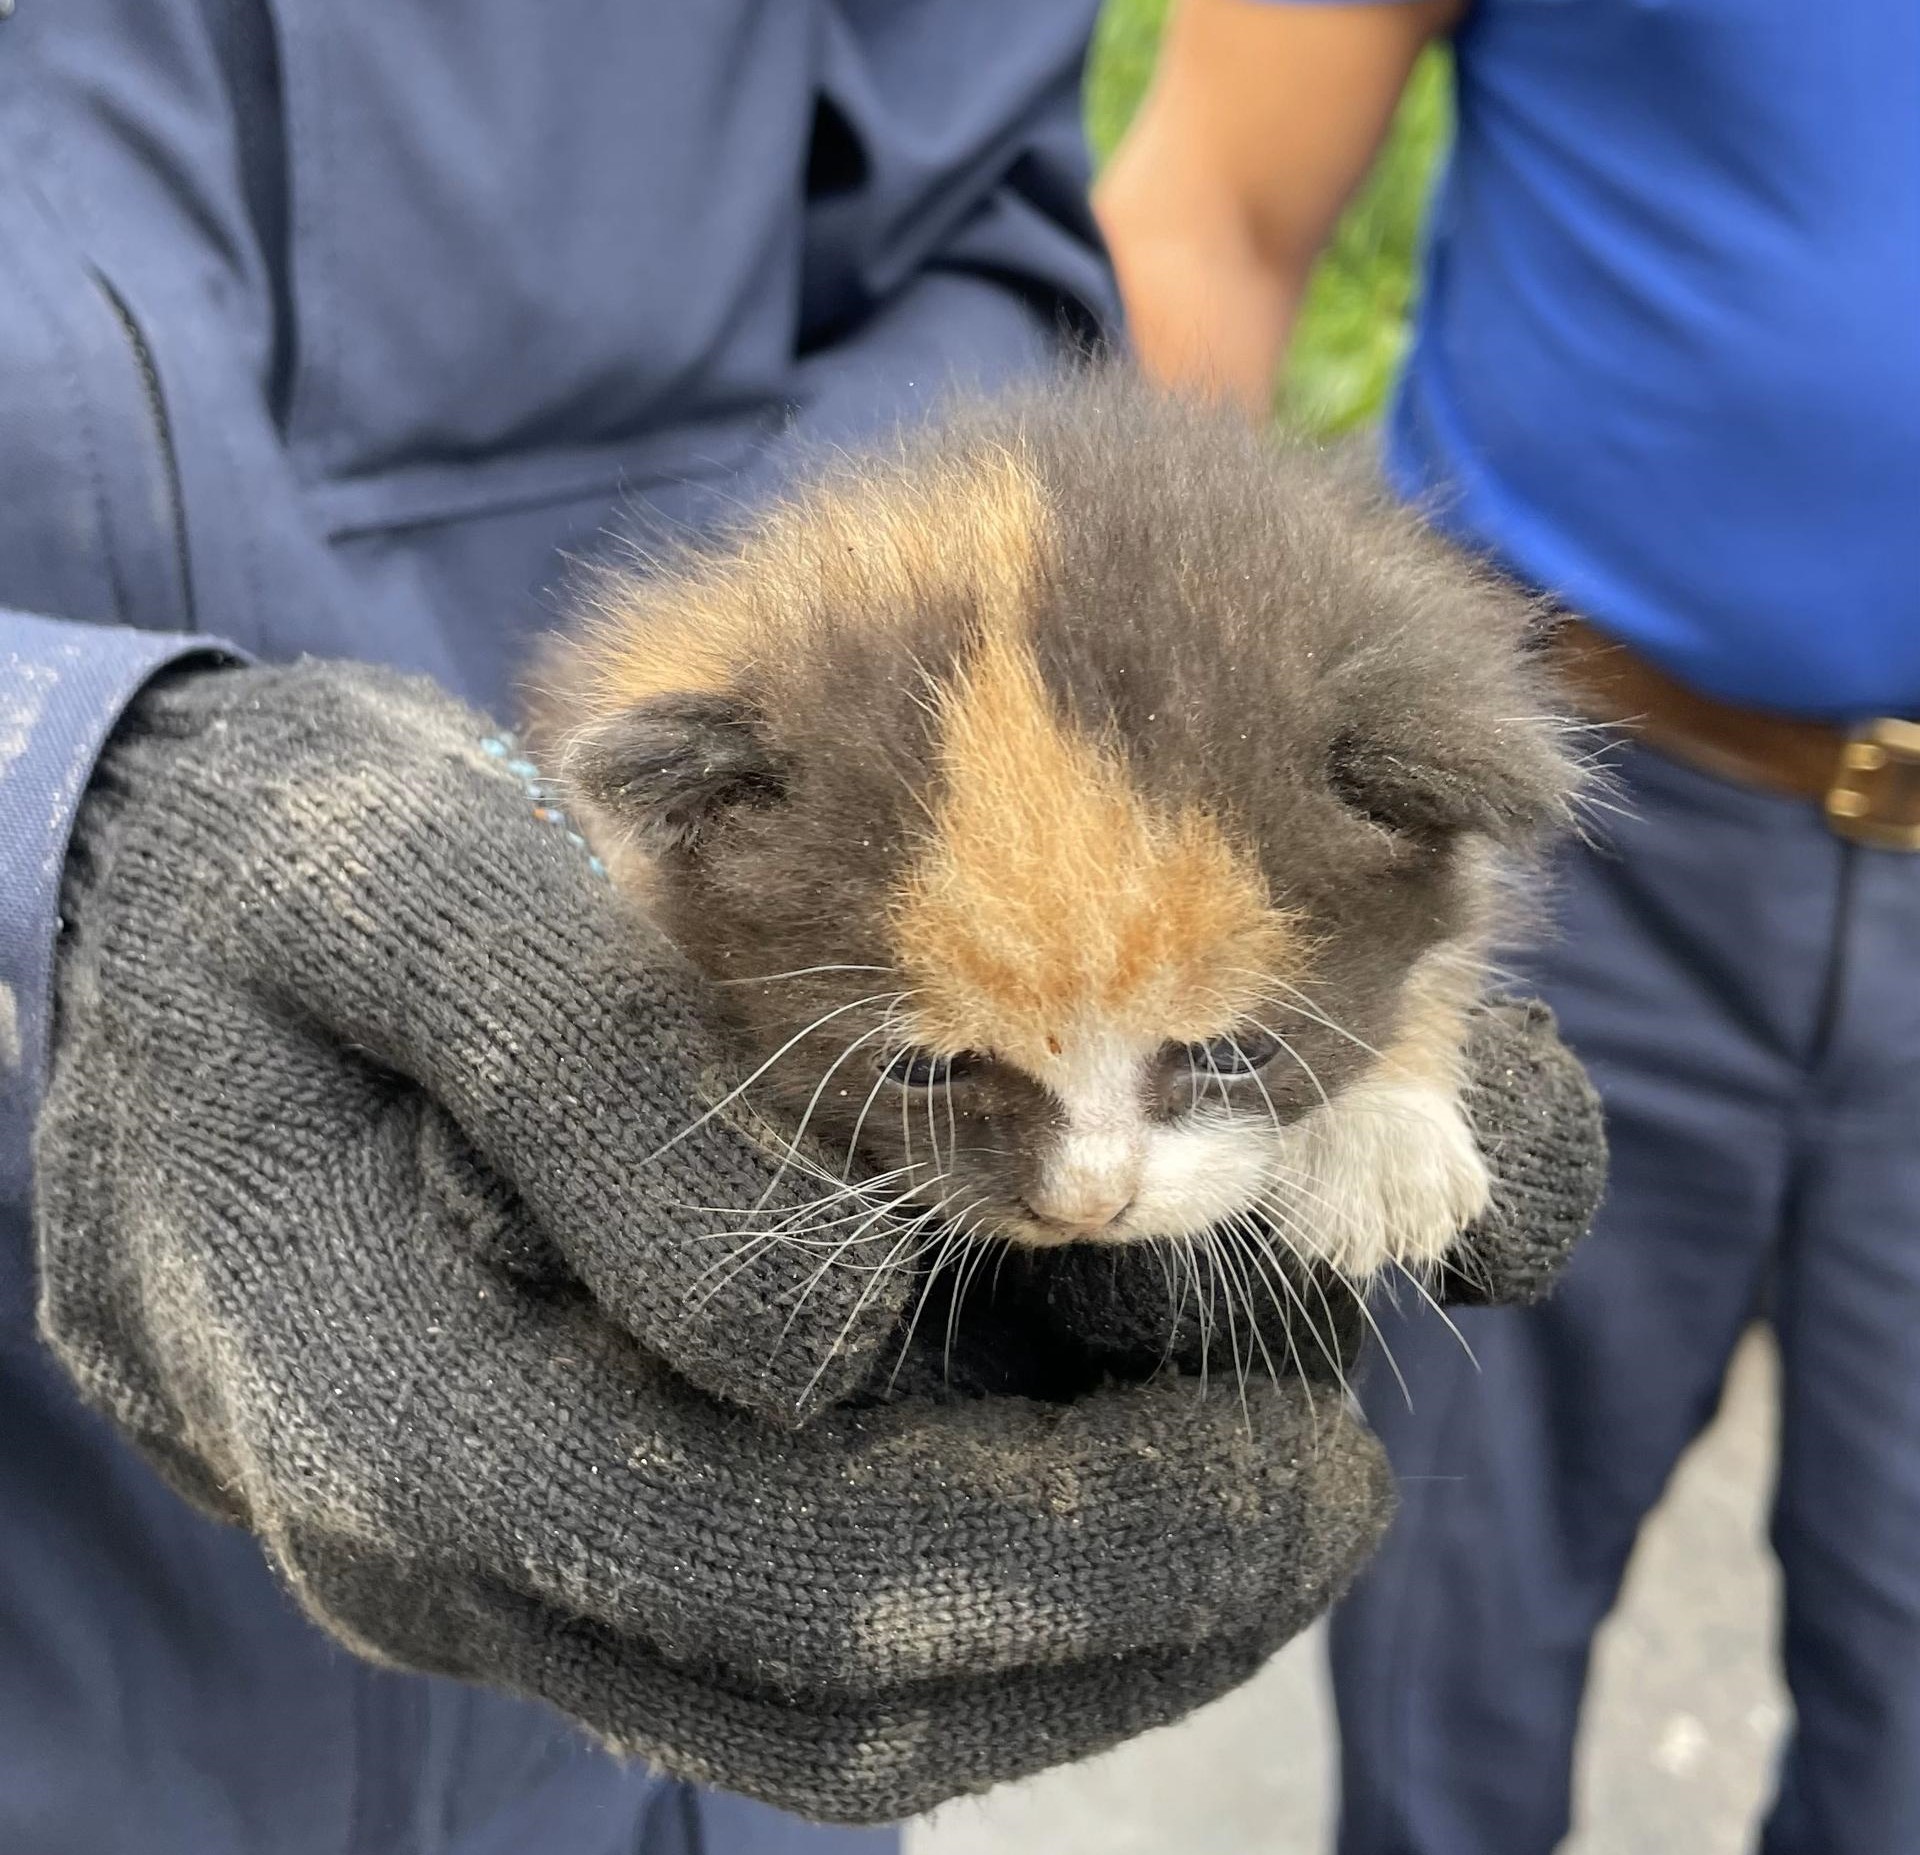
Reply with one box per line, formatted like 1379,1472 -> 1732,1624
1825,717 -> 1920,851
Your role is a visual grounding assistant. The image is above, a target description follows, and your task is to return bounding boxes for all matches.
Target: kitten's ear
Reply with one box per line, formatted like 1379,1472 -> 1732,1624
561,692 -> 786,852
1327,722 -> 1576,849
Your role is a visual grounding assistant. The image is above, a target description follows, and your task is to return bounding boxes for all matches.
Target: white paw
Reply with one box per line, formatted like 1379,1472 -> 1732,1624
1276,1078 -> 1490,1280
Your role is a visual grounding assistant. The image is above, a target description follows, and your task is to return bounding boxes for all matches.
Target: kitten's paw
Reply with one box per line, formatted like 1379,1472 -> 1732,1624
1281,1078 -> 1491,1280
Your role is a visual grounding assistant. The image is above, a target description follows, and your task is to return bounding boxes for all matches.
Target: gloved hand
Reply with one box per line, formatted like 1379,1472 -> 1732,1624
32,661 -> 1397,1825
1439,997 -> 1609,1305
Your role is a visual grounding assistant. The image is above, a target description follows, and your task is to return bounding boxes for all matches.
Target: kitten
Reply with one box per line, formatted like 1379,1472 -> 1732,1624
529,372 -> 1577,1285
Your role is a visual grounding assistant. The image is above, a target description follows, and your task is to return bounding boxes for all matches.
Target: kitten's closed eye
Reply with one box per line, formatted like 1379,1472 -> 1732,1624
1178,1029 -> 1283,1078
882,1048 -> 983,1089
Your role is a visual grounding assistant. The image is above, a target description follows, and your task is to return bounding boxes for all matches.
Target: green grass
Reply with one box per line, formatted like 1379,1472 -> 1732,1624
1085,0 -> 1451,435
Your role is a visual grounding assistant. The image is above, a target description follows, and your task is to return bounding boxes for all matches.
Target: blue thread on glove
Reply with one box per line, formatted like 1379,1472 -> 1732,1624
480,735 -> 608,878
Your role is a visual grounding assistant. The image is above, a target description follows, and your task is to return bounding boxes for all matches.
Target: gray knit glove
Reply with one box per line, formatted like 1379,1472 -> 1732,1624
32,662 -> 1399,1825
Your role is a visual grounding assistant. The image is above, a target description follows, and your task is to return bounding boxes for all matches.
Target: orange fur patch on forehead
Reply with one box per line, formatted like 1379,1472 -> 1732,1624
561,443 -> 1048,716
891,626 -> 1303,1066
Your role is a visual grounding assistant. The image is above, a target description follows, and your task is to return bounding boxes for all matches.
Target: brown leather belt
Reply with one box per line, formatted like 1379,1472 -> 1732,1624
1545,616 -> 1920,851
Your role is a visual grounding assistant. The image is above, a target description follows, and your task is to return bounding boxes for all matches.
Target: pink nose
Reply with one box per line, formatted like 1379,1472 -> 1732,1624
1021,1193 -> 1134,1237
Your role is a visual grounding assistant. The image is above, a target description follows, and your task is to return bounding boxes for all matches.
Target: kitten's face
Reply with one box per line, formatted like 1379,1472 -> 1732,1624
541,379 -> 1575,1277
715,999 -> 1414,1254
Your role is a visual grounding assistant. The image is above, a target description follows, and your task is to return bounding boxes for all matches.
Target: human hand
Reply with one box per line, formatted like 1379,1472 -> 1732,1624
32,662 -> 1395,1821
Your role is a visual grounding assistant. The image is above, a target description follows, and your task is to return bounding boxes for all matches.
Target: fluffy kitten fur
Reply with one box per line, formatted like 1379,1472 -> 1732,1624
529,372 -> 1576,1281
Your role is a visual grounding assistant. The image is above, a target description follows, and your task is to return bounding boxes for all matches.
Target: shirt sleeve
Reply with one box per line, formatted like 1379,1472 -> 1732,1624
0,611 -> 244,1340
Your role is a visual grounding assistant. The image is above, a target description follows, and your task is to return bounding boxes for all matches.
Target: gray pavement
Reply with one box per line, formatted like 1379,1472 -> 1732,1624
912,1330 -> 1785,1854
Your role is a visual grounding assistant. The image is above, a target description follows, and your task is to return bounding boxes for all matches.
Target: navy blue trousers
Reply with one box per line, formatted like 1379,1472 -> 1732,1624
1330,742 -> 1920,1853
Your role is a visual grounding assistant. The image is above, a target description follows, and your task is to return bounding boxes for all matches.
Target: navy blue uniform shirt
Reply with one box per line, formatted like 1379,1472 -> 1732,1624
0,3 -> 1115,1849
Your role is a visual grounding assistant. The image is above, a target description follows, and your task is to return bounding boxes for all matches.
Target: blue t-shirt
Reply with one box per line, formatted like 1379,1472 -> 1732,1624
1384,0 -> 1920,718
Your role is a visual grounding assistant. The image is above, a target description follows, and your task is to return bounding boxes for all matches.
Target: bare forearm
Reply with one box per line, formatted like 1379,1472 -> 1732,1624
1095,0 -> 1455,418
1096,158 -> 1309,415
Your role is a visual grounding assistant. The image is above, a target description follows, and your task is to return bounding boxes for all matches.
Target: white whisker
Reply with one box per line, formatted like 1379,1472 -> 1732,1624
637,989 -> 906,1170
713,963 -> 893,986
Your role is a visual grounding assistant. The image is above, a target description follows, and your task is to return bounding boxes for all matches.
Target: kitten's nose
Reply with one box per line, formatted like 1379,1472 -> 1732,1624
1021,1192 -> 1135,1239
